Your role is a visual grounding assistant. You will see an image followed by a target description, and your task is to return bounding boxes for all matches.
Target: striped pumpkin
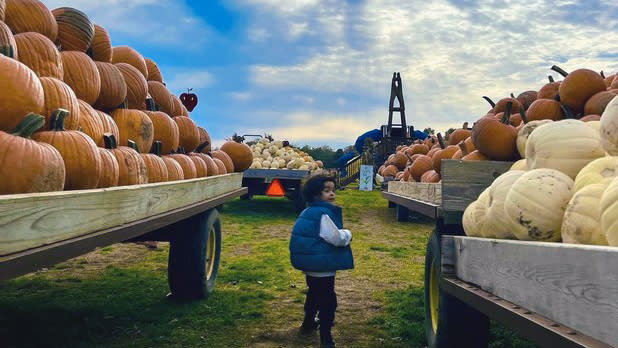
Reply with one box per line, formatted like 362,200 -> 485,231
161,156 -> 184,181
14,32 -> 63,79
97,110 -> 119,141
107,136 -> 147,186
52,7 -> 94,52
94,62 -> 127,110
147,81 -> 173,115
39,77 -> 80,131
0,0 -> 5,21
144,110 -> 179,155
170,94 -> 184,116
197,127 -> 211,153
115,63 -> 148,109
77,99 -> 104,146
0,55 -> 44,132
144,57 -> 162,82
111,46 -> 147,79
89,24 -> 112,63
0,20 -> 17,59
110,108 -> 153,154
165,154 -> 197,179
174,116 -> 200,153
61,51 -> 101,105
98,141 -> 120,188
140,142 -> 168,183
5,0 -> 57,41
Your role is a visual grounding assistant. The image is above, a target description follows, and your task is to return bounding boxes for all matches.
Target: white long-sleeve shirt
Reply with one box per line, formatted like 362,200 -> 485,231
305,214 -> 352,277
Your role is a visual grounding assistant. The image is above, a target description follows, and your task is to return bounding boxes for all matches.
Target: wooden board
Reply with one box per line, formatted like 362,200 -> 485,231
0,173 -> 243,256
243,169 -> 310,182
442,236 -> 618,347
441,159 -> 512,213
387,181 -> 441,204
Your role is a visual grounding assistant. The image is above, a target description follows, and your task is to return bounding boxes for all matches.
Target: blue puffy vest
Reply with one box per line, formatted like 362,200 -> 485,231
289,201 -> 354,272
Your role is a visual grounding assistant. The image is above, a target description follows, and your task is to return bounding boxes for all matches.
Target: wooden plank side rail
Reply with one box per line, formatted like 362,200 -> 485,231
441,159 -> 512,213
0,173 -> 243,256
338,155 -> 363,187
387,181 -> 441,204
442,236 -> 618,347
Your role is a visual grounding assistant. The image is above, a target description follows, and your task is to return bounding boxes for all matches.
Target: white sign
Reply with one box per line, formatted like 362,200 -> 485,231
359,165 -> 374,191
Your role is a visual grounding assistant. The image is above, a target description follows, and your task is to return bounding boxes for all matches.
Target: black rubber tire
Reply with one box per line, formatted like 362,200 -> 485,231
293,193 -> 306,215
424,230 -> 489,348
168,209 -> 222,300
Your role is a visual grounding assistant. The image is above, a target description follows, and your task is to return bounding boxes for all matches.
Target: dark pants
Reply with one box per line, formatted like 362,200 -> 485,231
304,275 -> 337,330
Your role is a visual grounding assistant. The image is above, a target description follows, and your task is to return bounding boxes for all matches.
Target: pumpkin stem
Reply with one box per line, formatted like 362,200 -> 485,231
458,141 -> 469,156
195,141 -> 209,153
177,146 -> 186,154
85,47 -> 94,59
50,109 -> 69,131
548,75 -> 555,83
560,104 -> 575,119
482,96 -> 495,107
0,45 -> 15,59
103,134 -> 115,149
600,70 -> 605,78
554,94 -> 561,102
437,133 -> 445,149
11,113 -> 45,138
117,98 -> 129,110
128,140 -> 139,152
501,102 -> 513,124
519,105 -> 529,124
110,134 -> 118,149
550,65 -> 569,77
462,122 -> 469,130
145,97 -> 156,111
510,93 -> 515,98
154,104 -> 161,112
150,141 -> 162,156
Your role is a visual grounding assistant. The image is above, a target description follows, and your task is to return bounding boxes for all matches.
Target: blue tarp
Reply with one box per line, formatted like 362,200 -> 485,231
354,129 -> 383,153
413,129 -> 428,140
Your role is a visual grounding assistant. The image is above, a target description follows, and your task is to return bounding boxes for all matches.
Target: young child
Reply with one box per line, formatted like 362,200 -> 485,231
289,175 -> 354,348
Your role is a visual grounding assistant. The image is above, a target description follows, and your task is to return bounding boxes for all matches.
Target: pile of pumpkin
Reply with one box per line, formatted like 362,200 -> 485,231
0,0 -> 254,195
462,70 -> 618,247
378,65 -> 618,184
248,138 -> 325,171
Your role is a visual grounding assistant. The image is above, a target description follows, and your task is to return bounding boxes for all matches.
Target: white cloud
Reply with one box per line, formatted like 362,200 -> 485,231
41,0 -> 213,47
163,70 -> 215,96
228,92 -> 253,102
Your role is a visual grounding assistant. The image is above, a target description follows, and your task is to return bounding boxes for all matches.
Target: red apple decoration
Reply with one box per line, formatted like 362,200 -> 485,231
180,88 -> 198,112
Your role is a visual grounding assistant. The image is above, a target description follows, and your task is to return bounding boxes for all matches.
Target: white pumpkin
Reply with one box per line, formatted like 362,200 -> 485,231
268,145 -> 278,155
561,182 -> 609,246
484,171 -> 526,239
573,156 -> 618,192
516,119 -> 552,158
462,188 -> 490,237
504,168 -> 574,242
600,94 -> 618,155
600,176 -> 618,246
258,138 -> 270,145
526,119 -> 606,179
299,164 -> 310,170
273,140 -> 283,149
586,120 -> 601,133
262,160 -> 271,168
510,159 -> 527,171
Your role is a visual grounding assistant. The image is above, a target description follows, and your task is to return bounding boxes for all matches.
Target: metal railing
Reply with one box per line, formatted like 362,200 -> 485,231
337,155 -> 364,187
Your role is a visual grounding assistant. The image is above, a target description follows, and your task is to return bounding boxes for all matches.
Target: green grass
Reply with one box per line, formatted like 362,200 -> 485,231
0,190 -> 535,348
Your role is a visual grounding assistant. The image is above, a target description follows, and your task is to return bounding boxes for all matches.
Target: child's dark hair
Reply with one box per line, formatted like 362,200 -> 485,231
302,174 -> 336,202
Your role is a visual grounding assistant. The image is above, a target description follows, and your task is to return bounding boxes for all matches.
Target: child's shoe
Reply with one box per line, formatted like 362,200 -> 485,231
319,328 -> 335,348
299,315 -> 319,334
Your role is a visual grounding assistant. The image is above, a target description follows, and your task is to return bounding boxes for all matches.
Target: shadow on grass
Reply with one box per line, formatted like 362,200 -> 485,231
223,196 -> 298,222
0,266 -> 270,348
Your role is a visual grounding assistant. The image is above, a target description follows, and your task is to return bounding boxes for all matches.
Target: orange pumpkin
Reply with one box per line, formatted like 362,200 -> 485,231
166,153 -> 197,179
525,98 -> 564,121
515,90 -> 537,110
89,24 -> 112,63
77,100 -> 104,146
39,77 -> 80,130
420,170 -> 440,183
447,122 -> 471,145
410,155 -> 432,181
189,152 -> 218,176
0,0 -> 5,21
471,102 -> 518,161
111,46 -> 147,79
426,147 -> 440,158
0,20 -> 18,59
492,97 -> 522,115
197,127 -> 212,153
432,134 -> 458,175
52,7 -> 94,52
584,91 -> 616,116
138,141 -> 168,183
537,75 -> 561,100
170,95 -> 184,116
110,108 -> 153,153
174,116 -> 200,153
147,81 -> 173,115
94,62 -> 127,110
212,150 -> 234,173
0,55 -> 44,132
98,134 -> 120,188
212,157 -> 227,174
462,150 -> 490,161
32,109 -> 101,189
161,156 -> 184,181
115,62 -> 148,109
106,135 -> 147,185
0,113 -> 65,193
611,76 -> 618,89
410,143 -> 429,155
188,155 -> 208,177
144,109 -> 179,155
390,152 -> 408,171
552,66 -> 606,114
61,51 -> 101,105
144,58 -> 163,82
5,0 -> 57,41
97,110 -> 119,141
220,141 -> 253,172
14,32 -> 62,79
580,114 -> 601,122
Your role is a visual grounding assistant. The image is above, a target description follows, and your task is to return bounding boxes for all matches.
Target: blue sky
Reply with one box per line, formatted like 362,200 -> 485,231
44,0 -> 618,149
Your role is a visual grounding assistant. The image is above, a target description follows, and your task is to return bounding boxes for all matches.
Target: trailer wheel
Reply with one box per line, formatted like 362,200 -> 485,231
424,230 -> 489,348
293,193 -> 306,215
168,209 -> 222,300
